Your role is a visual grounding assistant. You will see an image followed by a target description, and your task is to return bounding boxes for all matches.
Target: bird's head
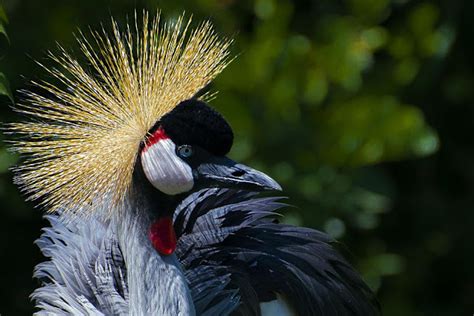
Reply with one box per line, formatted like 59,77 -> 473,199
140,99 -> 281,196
138,99 -> 281,256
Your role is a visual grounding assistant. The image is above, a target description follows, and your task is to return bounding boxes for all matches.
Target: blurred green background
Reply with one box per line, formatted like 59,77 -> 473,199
0,0 -> 473,315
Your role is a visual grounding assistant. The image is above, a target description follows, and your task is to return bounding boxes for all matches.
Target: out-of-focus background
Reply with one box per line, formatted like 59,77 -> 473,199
0,0 -> 472,315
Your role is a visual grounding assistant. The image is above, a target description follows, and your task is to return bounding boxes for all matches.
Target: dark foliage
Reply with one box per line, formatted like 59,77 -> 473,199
0,1 -> 473,315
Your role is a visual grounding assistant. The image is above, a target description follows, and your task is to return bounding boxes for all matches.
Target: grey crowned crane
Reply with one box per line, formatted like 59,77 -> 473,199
8,12 -> 380,316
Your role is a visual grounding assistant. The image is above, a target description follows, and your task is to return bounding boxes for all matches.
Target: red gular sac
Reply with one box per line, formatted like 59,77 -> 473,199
148,217 -> 177,256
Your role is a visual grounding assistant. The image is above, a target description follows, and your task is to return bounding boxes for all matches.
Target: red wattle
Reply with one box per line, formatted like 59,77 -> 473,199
148,217 -> 177,256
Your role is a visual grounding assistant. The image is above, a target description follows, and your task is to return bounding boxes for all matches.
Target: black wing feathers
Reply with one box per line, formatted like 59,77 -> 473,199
174,189 -> 380,316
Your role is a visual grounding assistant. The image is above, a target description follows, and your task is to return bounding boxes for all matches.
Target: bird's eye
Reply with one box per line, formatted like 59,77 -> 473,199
177,145 -> 194,158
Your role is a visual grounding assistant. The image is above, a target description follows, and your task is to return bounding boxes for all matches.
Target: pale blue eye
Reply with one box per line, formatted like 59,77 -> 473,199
177,145 -> 193,158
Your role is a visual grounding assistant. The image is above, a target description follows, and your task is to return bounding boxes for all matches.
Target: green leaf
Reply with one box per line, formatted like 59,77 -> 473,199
0,20 -> 9,44
0,6 -> 9,58
0,5 -> 8,24
0,149 -> 16,173
314,96 -> 439,166
0,72 -> 13,102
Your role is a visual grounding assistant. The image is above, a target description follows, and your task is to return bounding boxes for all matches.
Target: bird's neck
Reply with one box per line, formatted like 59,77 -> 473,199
114,192 -> 195,316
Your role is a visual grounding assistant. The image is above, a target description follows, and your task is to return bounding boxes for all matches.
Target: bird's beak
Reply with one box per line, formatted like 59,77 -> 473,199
195,156 -> 282,191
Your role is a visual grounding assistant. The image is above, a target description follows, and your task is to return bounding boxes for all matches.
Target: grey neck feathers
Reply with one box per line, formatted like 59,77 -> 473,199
114,197 -> 195,316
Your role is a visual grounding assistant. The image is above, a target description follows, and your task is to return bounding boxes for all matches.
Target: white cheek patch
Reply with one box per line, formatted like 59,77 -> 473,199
141,139 -> 194,195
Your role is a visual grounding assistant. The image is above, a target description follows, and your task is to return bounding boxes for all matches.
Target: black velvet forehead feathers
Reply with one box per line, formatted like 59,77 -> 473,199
159,99 -> 234,156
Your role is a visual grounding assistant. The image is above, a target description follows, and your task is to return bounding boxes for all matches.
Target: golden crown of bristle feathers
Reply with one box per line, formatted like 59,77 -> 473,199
7,12 -> 232,216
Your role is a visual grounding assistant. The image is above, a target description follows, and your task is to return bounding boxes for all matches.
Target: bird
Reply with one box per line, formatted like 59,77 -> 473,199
8,12 -> 380,316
